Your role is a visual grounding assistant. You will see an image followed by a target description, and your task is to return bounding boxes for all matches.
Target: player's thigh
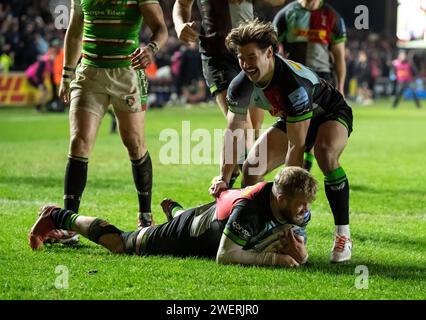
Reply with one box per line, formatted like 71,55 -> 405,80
244,126 -> 288,178
70,64 -> 110,117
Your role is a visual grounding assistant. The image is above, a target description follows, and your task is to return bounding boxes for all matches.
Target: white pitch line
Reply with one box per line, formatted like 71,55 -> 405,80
0,199 -> 45,206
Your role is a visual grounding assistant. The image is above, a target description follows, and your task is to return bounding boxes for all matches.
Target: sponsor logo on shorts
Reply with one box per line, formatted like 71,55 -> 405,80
126,96 -> 135,107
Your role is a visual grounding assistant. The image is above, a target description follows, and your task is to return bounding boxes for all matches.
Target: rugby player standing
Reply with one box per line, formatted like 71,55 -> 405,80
273,0 -> 347,171
55,0 -> 168,244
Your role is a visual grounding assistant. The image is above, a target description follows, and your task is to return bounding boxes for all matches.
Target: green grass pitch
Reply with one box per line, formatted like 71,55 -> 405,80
0,99 -> 425,300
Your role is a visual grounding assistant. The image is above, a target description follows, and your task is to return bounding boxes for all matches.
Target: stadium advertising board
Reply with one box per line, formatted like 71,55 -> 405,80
0,73 -> 52,107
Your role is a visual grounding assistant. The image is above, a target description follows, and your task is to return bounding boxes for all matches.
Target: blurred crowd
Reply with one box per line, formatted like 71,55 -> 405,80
345,29 -> 426,105
1,0 -> 425,108
0,0 -> 64,71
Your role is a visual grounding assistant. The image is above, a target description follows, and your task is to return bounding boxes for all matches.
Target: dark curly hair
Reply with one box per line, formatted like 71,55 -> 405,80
225,19 -> 279,54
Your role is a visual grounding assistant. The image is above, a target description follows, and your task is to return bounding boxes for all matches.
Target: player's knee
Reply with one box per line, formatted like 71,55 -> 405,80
122,135 -> 146,159
314,144 -> 338,170
70,133 -> 92,156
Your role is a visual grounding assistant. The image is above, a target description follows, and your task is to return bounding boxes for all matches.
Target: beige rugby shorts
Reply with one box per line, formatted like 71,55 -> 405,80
70,63 -> 148,117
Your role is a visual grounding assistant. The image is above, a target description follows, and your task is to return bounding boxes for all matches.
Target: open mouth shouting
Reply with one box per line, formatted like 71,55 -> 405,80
244,67 -> 258,78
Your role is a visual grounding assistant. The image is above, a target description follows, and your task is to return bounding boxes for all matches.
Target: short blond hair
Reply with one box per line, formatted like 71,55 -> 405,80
225,19 -> 279,54
273,167 -> 318,203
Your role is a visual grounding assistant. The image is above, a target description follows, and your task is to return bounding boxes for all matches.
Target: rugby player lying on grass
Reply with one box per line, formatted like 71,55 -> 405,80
29,167 -> 317,267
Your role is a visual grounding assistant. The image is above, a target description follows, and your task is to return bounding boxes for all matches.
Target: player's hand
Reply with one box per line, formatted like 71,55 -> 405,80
176,21 -> 198,45
131,46 -> 153,70
59,79 -> 71,104
278,229 -> 308,264
276,254 -> 300,268
209,178 -> 228,197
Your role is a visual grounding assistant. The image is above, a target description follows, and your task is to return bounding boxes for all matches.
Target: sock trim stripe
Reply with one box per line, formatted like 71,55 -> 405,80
68,154 -> 89,163
137,191 -> 150,196
325,167 -> 346,182
171,205 -> 183,216
131,151 -> 150,166
325,176 -> 347,186
66,213 -> 79,230
64,194 -> 81,200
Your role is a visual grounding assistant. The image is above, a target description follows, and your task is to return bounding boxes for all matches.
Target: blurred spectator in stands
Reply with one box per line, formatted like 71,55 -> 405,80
344,47 -> 356,99
25,50 -> 55,111
0,43 -> 14,73
179,42 -> 206,104
52,39 -> 63,93
392,50 -> 422,109
48,38 -> 66,112
171,46 -> 184,99
354,50 -> 373,105
369,52 -> 381,99
145,57 -> 158,81
0,0 -> 63,71
107,108 -> 118,134
144,44 -> 174,108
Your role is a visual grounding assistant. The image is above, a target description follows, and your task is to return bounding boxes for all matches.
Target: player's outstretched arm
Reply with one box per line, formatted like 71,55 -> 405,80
216,234 -> 300,268
285,119 -> 310,167
210,112 -> 247,197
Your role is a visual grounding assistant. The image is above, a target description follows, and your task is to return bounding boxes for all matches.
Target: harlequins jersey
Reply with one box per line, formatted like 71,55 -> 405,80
273,1 -> 346,73
227,55 -> 346,124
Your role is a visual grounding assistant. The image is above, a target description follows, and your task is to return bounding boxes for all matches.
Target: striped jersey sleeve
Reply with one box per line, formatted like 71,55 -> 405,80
331,10 -> 347,44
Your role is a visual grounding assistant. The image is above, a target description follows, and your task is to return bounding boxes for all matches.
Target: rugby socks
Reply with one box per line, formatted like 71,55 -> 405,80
303,152 -> 315,172
336,224 -> 350,238
51,207 -> 79,230
324,167 -> 350,227
131,152 -> 152,223
171,204 -> 184,218
64,155 -> 88,213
